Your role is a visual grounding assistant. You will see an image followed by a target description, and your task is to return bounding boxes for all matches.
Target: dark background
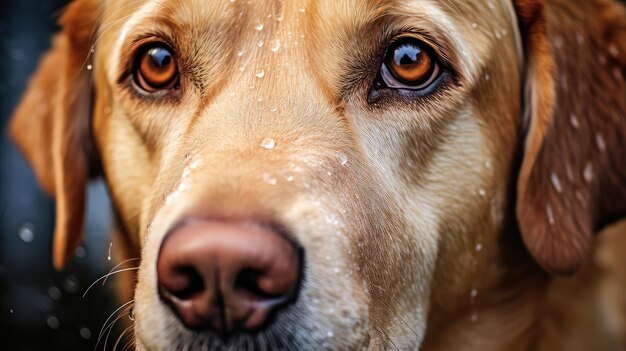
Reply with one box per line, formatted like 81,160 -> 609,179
0,1 -> 124,350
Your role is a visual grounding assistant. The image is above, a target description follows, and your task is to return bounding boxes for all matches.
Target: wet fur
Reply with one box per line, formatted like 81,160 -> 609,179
8,0 -> 626,349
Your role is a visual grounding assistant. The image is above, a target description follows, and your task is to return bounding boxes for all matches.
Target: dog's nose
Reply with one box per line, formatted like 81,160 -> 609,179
156,220 -> 301,337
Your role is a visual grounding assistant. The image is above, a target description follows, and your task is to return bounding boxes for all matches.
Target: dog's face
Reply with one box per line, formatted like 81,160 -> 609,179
10,0 -> 626,349
96,1 -> 520,348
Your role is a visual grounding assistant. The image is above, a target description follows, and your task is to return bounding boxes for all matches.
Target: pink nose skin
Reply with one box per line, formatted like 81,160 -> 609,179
157,220 -> 301,337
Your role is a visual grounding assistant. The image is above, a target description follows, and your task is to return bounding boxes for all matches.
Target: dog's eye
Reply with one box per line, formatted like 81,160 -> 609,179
380,38 -> 441,90
134,44 -> 179,92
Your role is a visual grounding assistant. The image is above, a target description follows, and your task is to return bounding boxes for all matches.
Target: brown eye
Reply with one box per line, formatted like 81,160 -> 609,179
134,44 -> 179,92
381,38 -> 441,90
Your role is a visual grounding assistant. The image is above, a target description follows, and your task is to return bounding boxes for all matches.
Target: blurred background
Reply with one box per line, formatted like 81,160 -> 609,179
0,1 -> 126,349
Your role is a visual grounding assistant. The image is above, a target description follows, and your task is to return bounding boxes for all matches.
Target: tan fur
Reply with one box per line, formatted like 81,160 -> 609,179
9,0 -> 626,349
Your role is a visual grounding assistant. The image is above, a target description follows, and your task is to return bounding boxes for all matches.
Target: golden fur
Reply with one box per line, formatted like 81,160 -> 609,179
9,0 -> 626,349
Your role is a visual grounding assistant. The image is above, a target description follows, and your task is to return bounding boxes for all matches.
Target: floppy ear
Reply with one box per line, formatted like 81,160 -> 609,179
9,0 -> 101,270
515,0 -> 626,274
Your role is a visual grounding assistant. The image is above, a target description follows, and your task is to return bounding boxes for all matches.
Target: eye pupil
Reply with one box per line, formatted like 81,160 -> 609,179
148,48 -> 172,68
135,44 -> 179,92
381,38 -> 440,90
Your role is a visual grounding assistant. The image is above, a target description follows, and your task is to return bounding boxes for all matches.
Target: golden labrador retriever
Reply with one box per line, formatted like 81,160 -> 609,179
9,0 -> 626,349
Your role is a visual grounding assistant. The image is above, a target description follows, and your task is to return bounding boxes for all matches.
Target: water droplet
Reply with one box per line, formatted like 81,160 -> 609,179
254,23 -> 264,31
9,309 -> 13,314
166,194 -> 175,205
10,48 -> 24,61
596,133 -> 606,151
338,153 -> 348,165
260,137 -> 276,149
569,114 -> 580,128
475,243 -> 483,252
255,69 -> 265,78
470,289 -> 478,299
583,162 -> 594,183
63,275 -> 80,293
276,13 -> 284,21
270,107 -> 278,112
270,39 -> 281,52
546,205 -> 555,225
48,286 -> 61,300
80,327 -> 92,339
333,267 -> 340,273
608,44 -> 620,59
257,40 -> 264,48
472,23 -> 478,29
262,172 -> 277,185
325,255 -> 332,261
576,34 -> 585,45
177,180 -> 189,193
551,36 -> 563,50
327,331 -> 334,338
478,188 -> 486,197
86,64 -> 93,70
485,74 -> 490,81
550,172 -> 562,193
46,316 -> 60,330
236,49 -> 244,57
470,313 -> 478,322
18,223 -> 35,243
107,241 -> 113,260
298,6 -> 305,13
190,158 -> 203,169
285,174 -> 294,182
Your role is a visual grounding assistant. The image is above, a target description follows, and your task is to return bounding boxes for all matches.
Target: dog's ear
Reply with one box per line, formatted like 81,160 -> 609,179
9,0 -> 101,270
515,0 -> 626,275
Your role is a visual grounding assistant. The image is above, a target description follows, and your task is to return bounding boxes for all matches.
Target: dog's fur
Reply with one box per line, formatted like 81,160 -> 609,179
9,0 -> 626,349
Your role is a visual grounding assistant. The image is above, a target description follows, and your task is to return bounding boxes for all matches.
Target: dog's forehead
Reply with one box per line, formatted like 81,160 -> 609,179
106,0 -> 517,32
103,0 -> 518,52
102,0 -> 520,93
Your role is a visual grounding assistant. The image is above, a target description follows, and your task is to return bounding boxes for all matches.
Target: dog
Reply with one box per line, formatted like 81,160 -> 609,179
9,0 -> 626,349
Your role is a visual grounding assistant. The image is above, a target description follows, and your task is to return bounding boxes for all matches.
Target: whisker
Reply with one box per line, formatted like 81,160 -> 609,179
83,268 -> 139,298
103,305 -> 133,351
121,334 -> 135,351
97,300 -> 135,343
114,325 -> 133,351
378,327 -> 401,351
386,297 -> 420,339
102,258 -> 141,286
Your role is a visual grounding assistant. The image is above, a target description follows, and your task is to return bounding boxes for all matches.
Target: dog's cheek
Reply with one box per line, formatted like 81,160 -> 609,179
133,219 -> 190,350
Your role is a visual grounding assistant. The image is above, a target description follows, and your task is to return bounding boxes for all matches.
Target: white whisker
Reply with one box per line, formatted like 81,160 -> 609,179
97,300 -> 135,344
83,267 -> 139,298
114,325 -> 133,351
102,258 -> 140,286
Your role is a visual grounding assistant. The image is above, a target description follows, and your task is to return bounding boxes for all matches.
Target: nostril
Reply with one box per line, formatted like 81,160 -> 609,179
157,220 -> 303,335
235,269 -> 286,300
165,265 -> 204,300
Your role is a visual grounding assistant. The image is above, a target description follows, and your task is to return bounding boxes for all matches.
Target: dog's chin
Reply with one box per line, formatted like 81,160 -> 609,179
133,290 -> 371,351
137,308 -> 311,350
